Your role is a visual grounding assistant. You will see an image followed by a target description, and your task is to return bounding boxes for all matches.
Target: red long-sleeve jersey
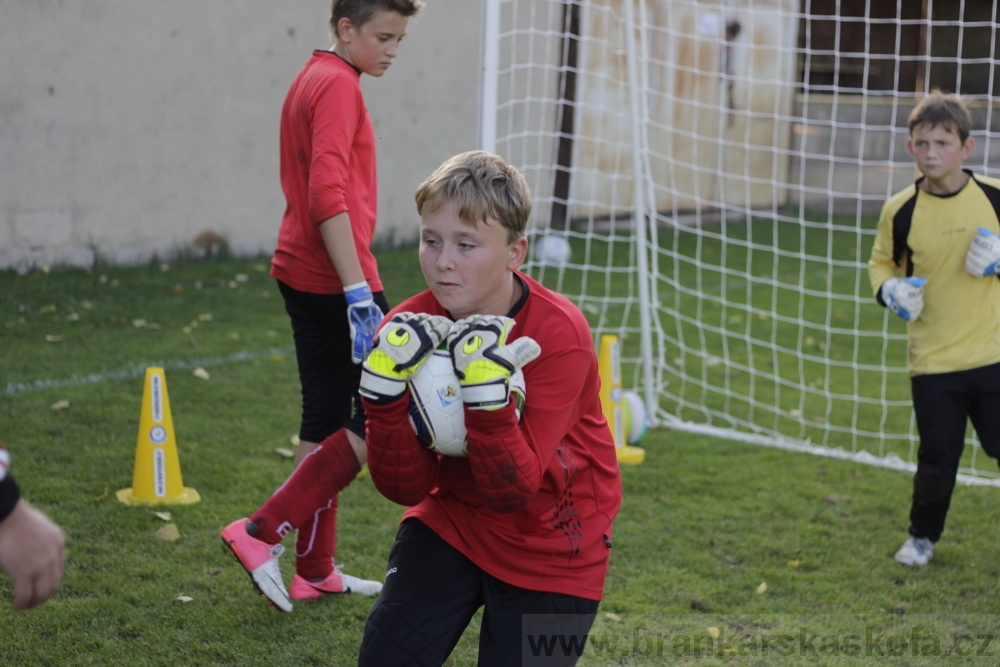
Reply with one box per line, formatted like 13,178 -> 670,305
363,272 -> 622,600
270,51 -> 383,294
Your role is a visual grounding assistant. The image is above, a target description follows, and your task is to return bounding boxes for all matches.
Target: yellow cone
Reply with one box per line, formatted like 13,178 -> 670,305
597,335 -> 645,465
117,368 -> 200,505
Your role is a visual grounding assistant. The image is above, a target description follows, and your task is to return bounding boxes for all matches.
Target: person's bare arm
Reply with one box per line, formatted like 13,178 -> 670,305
0,499 -> 66,610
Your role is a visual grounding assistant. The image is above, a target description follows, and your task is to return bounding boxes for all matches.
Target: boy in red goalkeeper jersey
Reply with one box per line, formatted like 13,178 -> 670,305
219,0 -> 423,612
356,150 -> 623,666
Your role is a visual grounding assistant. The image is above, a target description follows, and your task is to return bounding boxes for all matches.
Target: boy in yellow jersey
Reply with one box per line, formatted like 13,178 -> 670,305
869,90 -> 1000,567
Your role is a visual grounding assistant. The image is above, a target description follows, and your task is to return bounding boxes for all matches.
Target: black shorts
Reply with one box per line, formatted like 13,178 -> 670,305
358,519 -> 600,667
277,280 -> 390,442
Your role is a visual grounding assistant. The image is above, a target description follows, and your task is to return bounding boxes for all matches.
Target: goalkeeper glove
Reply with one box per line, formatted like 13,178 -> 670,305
447,315 -> 541,410
360,312 -> 453,403
881,276 -> 927,322
965,227 -> 1000,277
345,281 -> 385,364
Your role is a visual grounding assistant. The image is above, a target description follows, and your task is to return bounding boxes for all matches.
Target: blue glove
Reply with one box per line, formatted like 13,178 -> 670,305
344,282 -> 384,364
881,277 -> 927,322
965,227 -> 1000,277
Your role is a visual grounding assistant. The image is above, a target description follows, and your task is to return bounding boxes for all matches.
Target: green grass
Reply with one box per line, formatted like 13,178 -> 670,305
2,252 -> 999,666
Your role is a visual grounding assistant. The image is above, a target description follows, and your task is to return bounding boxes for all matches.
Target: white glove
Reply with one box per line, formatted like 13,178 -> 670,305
965,227 -> 1000,277
359,313 -> 453,403
881,277 -> 927,322
446,315 -> 541,410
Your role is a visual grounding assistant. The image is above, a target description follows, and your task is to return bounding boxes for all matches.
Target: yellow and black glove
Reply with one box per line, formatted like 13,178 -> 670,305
446,315 -> 541,410
360,312 -> 453,404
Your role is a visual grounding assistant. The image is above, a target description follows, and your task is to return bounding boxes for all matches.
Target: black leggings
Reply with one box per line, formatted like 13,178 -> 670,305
909,361 -> 1000,541
277,280 -> 390,442
358,519 -> 600,667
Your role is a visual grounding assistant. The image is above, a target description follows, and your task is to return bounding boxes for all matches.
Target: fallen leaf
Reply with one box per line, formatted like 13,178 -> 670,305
756,582 -> 768,594
193,368 -> 210,380
93,486 -> 109,501
132,319 -> 147,328
227,332 -> 240,340
290,434 -> 300,446
197,313 -> 213,322
171,284 -> 185,294
154,512 -> 172,521
175,595 -> 193,603
155,524 -> 181,541
51,399 -> 70,410
604,612 -> 621,622
708,627 -> 720,639
275,448 -> 295,458
45,334 -> 64,342
787,559 -> 801,568
39,304 -> 57,314
235,273 -> 249,283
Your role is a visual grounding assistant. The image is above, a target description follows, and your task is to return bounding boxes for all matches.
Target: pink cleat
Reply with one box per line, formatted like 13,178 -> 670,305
220,518 -> 293,612
289,566 -> 383,600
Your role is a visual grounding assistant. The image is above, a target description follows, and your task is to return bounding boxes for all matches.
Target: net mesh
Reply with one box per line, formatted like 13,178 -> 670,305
483,0 -> 1000,483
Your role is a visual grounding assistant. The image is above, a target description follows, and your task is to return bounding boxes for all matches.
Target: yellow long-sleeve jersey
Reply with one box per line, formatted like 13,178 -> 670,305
868,170 -> 1000,375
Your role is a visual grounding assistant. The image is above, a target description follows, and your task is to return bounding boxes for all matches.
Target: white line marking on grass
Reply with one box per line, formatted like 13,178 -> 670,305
1,348 -> 294,397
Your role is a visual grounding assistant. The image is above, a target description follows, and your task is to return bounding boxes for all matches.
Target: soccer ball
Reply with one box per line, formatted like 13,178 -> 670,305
534,234 -> 572,266
407,349 -> 525,457
620,390 -> 648,445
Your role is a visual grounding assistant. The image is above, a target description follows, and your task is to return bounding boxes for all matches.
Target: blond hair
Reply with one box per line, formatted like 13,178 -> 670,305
414,151 -> 532,244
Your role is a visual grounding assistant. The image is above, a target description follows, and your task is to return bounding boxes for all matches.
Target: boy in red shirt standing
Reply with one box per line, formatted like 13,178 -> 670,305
220,0 -> 423,612
357,151 -> 623,666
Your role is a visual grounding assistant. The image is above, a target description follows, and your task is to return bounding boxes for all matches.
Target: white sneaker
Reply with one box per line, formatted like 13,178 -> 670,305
894,536 -> 935,567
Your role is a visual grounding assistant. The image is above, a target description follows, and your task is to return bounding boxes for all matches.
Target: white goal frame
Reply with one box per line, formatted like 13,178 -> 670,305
480,0 -> 1000,485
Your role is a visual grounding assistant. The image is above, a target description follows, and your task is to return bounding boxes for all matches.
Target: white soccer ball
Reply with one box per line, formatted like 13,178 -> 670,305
407,349 -> 524,457
534,234 -> 572,266
621,390 -> 648,445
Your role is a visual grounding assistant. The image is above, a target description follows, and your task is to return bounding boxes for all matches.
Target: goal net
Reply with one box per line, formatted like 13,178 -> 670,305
480,0 -> 1000,484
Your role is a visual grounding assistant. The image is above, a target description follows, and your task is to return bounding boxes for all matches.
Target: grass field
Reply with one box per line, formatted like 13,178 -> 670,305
2,251 -> 1000,665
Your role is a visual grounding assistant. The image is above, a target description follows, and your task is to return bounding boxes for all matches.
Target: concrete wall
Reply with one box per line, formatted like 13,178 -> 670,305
0,0 -> 481,271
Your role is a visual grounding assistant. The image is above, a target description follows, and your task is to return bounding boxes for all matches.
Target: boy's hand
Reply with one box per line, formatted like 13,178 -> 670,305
360,313 -> 452,403
447,315 -> 541,410
881,277 -> 927,322
345,282 -> 385,364
964,227 -> 1000,277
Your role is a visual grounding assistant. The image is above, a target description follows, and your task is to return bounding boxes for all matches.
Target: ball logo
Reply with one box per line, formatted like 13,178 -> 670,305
149,425 -> 168,445
435,383 -> 460,407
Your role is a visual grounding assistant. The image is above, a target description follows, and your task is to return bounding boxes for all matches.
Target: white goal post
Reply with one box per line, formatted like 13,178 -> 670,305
479,0 -> 1000,484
